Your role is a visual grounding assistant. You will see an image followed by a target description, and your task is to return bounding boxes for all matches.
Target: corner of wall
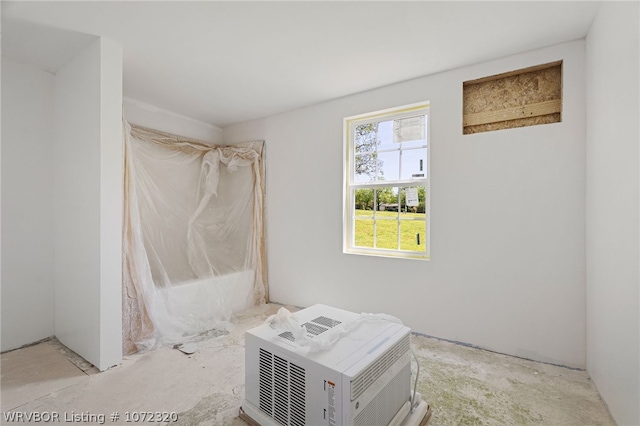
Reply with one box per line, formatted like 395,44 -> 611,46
585,2 -> 640,424
53,36 -> 124,371
123,97 -> 223,145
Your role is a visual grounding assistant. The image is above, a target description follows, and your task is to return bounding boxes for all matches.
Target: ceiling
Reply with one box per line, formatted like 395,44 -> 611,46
2,1 -> 600,128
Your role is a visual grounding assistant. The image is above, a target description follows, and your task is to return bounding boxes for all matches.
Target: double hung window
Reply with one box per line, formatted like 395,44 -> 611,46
343,102 -> 430,259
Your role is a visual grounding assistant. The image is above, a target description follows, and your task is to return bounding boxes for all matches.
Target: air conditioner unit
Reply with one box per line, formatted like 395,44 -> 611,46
242,304 -> 413,426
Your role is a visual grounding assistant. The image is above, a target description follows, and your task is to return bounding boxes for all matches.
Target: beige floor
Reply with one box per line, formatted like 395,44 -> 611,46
1,304 -> 614,426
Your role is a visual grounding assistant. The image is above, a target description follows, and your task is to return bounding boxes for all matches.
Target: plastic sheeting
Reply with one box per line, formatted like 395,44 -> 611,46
123,122 -> 266,353
265,307 -> 403,352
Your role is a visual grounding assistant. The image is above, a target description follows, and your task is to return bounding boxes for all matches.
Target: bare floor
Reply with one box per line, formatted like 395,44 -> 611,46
2,304 -> 614,426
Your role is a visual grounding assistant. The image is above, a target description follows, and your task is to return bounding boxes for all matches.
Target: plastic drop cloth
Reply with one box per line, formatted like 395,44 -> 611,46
123,122 -> 266,353
265,307 -> 403,352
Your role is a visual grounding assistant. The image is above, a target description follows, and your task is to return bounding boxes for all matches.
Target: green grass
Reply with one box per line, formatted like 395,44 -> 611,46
354,209 -> 426,252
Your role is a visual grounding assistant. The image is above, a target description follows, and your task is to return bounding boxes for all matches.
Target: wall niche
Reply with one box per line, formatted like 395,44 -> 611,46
463,61 -> 562,134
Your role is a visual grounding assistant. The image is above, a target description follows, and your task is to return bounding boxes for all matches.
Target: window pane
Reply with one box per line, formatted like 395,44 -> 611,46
354,217 -> 374,248
375,185 -> 400,250
377,150 -> 400,181
354,188 -> 375,211
354,123 -> 378,154
354,153 -> 381,182
400,217 -> 427,252
376,120 -> 396,151
377,186 -> 400,211
401,186 -> 426,213
400,185 -> 427,252
375,216 -> 398,250
401,148 -> 427,180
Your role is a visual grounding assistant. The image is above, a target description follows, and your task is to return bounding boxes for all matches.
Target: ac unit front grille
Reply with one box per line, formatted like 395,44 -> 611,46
353,362 -> 411,426
274,355 -> 289,425
351,333 -> 411,401
289,364 -> 306,426
259,349 -> 273,413
258,348 -> 306,426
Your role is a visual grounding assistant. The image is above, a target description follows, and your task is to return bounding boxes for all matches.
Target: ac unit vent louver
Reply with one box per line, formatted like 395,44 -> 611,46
277,316 -> 342,342
277,331 -> 296,342
350,334 -> 411,401
311,316 -> 342,328
302,322 -> 328,336
258,348 -> 306,426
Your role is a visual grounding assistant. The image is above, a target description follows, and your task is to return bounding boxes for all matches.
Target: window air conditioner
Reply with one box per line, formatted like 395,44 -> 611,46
242,304 -> 414,426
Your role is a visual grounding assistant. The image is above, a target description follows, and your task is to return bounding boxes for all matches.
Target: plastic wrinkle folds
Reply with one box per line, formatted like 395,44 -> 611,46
123,121 -> 266,352
266,307 -> 403,352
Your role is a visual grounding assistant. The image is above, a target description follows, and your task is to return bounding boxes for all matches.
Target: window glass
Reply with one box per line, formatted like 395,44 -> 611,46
399,186 -> 427,252
400,149 -> 427,180
377,151 -> 400,181
354,216 -> 374,248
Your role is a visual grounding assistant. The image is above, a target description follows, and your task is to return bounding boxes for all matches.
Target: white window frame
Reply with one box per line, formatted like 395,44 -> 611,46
343,102 -> 431,260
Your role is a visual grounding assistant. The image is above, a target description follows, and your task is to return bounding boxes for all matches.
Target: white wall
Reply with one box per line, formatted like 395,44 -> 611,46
225,40 -> 587,368
53,38 -> 123,371
2,44 -> 223,360
585,2 -> 640,425
1,59 -> 55,351
124,97 -> 223,145
99,39 -> 125,370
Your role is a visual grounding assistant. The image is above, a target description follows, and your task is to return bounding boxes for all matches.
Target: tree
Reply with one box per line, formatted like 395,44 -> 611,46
354,123 -> 383,179
417,186 -> 426,213
355,189 -> 374,210
377,187 -> 396,206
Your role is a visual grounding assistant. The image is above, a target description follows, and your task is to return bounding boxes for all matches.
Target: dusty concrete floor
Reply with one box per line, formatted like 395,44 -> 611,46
412,336 -> 614,425
2,304 -> 614,426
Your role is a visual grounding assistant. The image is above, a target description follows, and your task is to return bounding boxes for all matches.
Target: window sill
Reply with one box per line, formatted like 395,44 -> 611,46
344,248 -> 430,261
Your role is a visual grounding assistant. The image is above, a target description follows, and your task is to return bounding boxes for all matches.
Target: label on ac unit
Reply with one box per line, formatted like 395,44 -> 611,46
327,381 -> 336,426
